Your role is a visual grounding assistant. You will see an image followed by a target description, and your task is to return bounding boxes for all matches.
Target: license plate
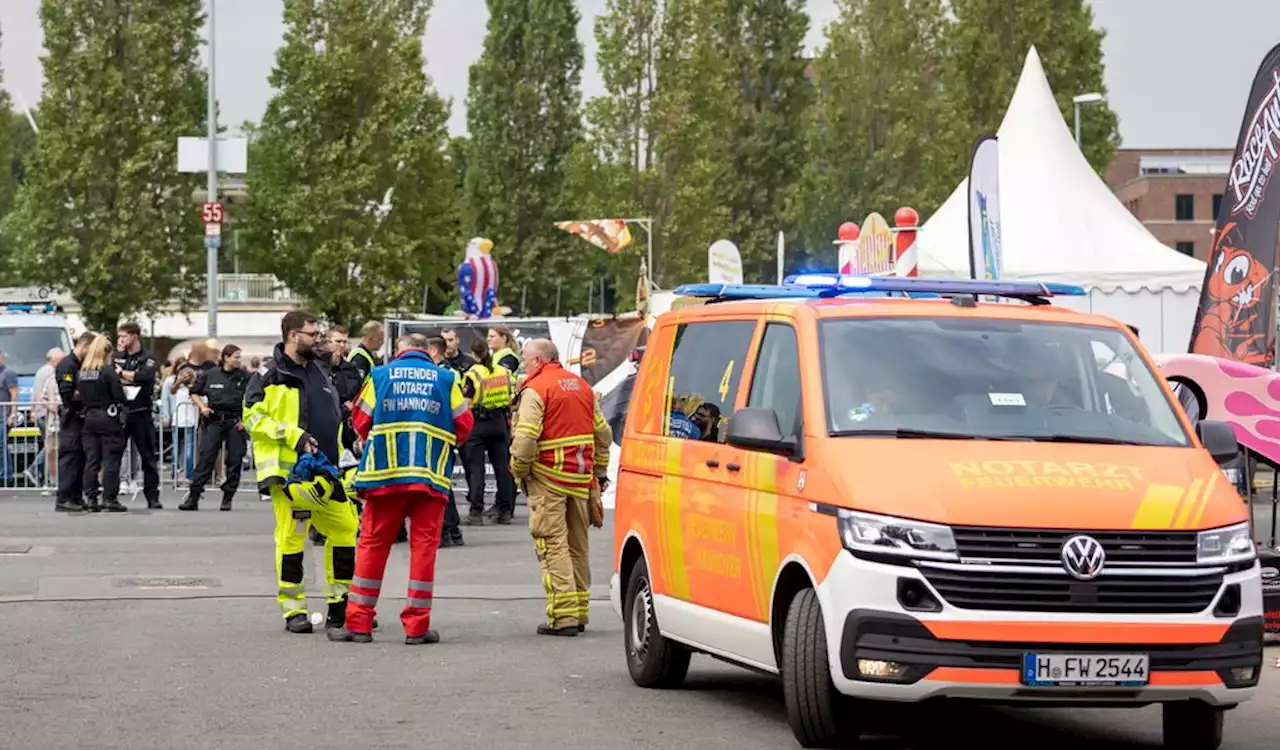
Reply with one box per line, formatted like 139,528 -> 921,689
1021,653 -> 1149,687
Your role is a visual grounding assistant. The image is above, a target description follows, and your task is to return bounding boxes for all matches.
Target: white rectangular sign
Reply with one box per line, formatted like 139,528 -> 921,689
177,137 -> 248,174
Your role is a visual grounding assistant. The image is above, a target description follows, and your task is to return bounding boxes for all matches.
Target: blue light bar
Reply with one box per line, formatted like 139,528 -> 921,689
675,275 -> 1087,303
0,301 -> 61,314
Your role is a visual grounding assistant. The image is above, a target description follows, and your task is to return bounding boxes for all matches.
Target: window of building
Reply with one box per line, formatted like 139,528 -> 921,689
747,324 -> 802,438
1175,241 -> 1195,256
664,320 -> 756,442
1212,193 -> 1223,219
1175,194 -> 1194,221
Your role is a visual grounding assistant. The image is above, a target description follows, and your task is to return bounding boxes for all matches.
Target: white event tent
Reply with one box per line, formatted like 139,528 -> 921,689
915,46 -> 1207,354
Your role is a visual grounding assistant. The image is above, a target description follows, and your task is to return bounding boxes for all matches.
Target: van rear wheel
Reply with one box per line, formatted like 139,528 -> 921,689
782,588 -> 856,748
623,557 -> 690,688
1162,701 -> 1224,749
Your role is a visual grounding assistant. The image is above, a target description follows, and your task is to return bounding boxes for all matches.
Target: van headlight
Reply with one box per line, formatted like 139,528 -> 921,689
837,510 -> 958,561
1196,522 -> 1256,565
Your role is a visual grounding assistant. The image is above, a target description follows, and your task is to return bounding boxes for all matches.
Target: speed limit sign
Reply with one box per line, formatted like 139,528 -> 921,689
201,201 -> 224,224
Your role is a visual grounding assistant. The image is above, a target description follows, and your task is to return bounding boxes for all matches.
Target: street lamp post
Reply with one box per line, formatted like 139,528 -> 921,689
1073,92 -> 1105,147
205,0 -> 219,338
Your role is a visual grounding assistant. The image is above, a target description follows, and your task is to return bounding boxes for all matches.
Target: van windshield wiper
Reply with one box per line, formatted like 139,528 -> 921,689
832,428 -> 981,440
1001,433 -> 1152,446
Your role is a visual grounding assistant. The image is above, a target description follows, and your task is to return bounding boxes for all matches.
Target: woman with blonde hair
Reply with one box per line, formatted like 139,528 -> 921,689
485,326 -> 520,375
75,334 -> 128,512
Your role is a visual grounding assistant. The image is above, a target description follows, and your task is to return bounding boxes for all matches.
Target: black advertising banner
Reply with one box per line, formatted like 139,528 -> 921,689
574,317 -> 649,447
576,317 -> 647,386
1189,44 -> 1280,367
387,319 -> 551,359
1261,547 -> 1279,635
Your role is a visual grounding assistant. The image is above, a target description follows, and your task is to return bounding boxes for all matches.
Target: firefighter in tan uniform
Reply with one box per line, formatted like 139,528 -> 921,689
510,339 -> 611,636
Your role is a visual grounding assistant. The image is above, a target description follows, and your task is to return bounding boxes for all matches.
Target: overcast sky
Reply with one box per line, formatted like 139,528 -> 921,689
0,0 -> 1275,148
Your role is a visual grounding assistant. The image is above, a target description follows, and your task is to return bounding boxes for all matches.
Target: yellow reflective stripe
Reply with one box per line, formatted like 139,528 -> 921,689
536,434 -> 592,450
358,467 -> 451,484
531,463 -> 592,484
370,421 -> 456,445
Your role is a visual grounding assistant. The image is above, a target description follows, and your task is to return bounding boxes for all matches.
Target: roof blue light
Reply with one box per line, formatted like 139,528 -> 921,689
675,276 -> 1087,303
0,301 -> 61,314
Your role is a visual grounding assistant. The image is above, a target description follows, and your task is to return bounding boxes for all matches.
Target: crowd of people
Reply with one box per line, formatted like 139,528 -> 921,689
40,310 -> 611,643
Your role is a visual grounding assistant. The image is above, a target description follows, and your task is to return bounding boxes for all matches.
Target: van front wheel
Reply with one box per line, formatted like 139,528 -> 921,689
782,587 -> 856,748
623,557 -> 691,688
1162,701 -> 1224,749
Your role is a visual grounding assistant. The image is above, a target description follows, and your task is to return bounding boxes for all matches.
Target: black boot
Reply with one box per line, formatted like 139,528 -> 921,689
284,613 -> 313,634
102,499 -> 127,513
324,598 -> 346,630
56,499 -> 86,512
537,624 -> 579,637
405,630 -> 440,645
328,628 -> 372,643
146,494 -> 163,510
84,498 -> 101,513
220,491 -> 234,511
178,491 -> 200,511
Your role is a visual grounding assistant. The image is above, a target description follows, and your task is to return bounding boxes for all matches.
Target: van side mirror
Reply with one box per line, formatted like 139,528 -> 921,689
726,407 -> 798,456
1196,420 -> 1239,465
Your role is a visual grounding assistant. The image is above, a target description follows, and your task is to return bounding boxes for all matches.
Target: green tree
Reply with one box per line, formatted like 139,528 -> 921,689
790,0 -> 952,256
719,0 -> 812,282
242,0 -> 456,325
4,0 -> 208,331
463,0 -> 585,315
944,0 -> 1120,176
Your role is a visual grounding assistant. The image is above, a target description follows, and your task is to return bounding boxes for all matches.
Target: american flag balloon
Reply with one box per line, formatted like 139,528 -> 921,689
457,237 -> 499,319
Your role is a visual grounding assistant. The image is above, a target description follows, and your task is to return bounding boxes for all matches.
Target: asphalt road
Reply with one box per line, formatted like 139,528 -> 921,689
0,489 -> 1275,750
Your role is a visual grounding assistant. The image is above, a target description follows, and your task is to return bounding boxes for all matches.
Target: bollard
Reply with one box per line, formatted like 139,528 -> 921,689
894,206 -> 919,277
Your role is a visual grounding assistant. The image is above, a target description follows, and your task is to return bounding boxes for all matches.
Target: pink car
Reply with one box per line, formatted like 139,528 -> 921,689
1153,353 -> 1280,467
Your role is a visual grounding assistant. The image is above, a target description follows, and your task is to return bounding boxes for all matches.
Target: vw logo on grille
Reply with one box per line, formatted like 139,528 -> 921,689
1061,535 -> 1106,580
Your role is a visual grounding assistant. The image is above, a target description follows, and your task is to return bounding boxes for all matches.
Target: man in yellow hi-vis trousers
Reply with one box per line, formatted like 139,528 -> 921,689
510,339 -> 611,636
244,310 -> 359,634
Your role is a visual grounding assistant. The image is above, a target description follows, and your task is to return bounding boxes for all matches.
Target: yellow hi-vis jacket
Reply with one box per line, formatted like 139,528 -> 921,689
464,362 -> 514,410
244,345 -> 345,490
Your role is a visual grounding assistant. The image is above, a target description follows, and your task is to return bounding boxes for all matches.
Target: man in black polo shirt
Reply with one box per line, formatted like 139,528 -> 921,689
112,322 -> 162,509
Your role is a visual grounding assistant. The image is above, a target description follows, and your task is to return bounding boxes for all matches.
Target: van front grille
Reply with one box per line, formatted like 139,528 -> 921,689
918,565 -> 1222,614
952,526 -> 1199,566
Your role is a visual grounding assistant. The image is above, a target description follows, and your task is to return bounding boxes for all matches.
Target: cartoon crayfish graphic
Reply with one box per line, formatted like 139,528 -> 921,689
1192,222 -> 1273,366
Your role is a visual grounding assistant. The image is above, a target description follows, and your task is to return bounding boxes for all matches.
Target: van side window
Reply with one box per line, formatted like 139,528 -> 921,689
747,324 -> 801,437
665,321 -> 756,442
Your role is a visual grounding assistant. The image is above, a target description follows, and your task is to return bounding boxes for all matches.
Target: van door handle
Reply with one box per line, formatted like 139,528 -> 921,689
726,463 -> 741,472
705,459 -> 720,469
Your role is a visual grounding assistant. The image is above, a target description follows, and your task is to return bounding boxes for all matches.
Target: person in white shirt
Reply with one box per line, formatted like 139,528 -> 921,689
32,348 -> 64,490
160,357 -> 200,483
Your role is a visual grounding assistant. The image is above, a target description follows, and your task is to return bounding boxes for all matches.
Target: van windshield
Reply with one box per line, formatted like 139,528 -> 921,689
819,317 -> 1190,447
0,326 -> 72,377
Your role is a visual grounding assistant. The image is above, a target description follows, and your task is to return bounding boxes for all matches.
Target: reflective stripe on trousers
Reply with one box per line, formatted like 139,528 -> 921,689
349,575 -> 381,607
405,578 -> 434,610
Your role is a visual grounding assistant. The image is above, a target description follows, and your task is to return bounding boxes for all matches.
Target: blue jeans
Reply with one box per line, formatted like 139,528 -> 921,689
172,426 -> 196,481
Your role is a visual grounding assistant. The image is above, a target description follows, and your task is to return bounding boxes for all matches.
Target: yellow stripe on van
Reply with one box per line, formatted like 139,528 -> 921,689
1173,478 -> 1203,529
1189,471 -> 1218,529
661,441 -> 689,599
1131,484 -> 1187,529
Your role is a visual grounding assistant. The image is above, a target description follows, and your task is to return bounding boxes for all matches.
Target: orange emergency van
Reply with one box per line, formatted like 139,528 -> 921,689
610,276 -> 1263,750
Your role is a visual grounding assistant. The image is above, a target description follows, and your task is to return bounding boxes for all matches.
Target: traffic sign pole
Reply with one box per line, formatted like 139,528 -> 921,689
205,0 -> 218,338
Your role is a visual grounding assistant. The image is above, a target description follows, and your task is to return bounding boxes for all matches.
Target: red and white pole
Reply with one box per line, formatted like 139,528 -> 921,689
894,207 -> 919,277
836,221 -> 860,274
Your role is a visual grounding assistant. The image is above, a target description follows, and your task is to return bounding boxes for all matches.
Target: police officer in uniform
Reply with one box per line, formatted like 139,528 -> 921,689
112,322 -> 162,509
349,321 -> 385,382
179,345 -> 252,511
77,334 -> 129,513
54,331 -> 97,512
461,338 -> 517,525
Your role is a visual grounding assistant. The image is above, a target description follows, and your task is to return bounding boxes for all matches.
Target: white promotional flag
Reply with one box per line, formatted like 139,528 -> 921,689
967,135 -> 1002,282
708,239 -> 744,284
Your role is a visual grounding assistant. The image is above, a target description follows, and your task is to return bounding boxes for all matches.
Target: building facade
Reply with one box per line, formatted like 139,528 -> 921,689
1107,148 -> 1232,262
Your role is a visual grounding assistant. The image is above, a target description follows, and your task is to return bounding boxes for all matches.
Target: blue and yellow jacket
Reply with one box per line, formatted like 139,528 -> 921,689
351,349 -> 473,499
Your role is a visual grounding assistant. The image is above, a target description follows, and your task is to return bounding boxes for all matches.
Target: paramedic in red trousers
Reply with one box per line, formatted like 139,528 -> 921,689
328,333 -> 473,645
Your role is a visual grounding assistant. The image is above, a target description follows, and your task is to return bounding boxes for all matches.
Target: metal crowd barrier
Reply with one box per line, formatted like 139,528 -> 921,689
0,400 -> 257,496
